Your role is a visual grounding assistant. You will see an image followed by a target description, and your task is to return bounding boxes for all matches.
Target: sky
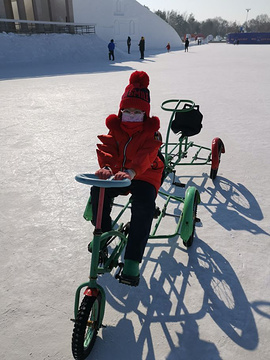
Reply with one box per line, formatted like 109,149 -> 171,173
137,0 -> 270,23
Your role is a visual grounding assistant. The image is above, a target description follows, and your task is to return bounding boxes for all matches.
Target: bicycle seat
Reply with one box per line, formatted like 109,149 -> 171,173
171,104 -> 203,137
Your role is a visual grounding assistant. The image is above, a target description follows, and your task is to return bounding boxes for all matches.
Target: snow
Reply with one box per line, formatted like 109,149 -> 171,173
1,32 -> 270,360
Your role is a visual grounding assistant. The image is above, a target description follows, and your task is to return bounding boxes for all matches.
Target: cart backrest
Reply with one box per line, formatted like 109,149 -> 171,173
171,104 -> 203,137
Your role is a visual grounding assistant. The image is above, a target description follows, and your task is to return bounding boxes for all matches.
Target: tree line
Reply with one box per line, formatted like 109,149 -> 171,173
153,9 -> 270,38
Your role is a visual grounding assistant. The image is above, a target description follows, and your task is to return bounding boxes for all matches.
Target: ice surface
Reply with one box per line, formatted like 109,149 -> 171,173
1,34 -> 270,360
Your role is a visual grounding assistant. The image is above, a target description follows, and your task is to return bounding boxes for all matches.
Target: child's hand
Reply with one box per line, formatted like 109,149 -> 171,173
95,167 -> 112,179
114,171 -> 132,180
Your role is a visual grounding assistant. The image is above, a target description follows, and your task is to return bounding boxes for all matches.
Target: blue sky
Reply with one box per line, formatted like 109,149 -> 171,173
137,0 -> 270,23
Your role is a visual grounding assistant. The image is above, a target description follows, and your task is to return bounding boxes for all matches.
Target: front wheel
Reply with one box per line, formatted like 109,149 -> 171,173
72,294 -> 102,360
210,138 -> 225,180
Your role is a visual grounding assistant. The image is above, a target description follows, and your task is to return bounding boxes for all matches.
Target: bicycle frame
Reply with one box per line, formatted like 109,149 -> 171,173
73,226 -> 127,327
73,181 -> 198,322
73,176 -> 131,327
161,99 -> 212,177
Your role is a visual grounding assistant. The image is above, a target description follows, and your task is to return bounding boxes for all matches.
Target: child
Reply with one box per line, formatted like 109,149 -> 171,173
91,71 -> 164,286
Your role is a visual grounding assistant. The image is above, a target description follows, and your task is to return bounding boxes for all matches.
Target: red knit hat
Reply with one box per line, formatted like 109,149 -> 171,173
119,71 -> 150,116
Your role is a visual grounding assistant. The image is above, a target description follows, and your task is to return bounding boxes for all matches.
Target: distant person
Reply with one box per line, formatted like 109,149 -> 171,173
237,39 -> 240,45
185,38 -> 189,52
139,36 -> 145,59
127,36 -> 131,54
166,43 -> 171,52
108,39 -> 115,61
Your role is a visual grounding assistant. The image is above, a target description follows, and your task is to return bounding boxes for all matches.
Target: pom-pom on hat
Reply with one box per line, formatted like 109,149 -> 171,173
120,71 -> 150,116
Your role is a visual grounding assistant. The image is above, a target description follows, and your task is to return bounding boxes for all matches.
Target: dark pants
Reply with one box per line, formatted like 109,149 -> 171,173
109,50 -> 114,60
91,180 -> 156,263
140,49 -> 144,59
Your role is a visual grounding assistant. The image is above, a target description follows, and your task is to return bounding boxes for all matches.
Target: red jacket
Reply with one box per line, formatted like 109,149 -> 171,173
96,114 -> 164,193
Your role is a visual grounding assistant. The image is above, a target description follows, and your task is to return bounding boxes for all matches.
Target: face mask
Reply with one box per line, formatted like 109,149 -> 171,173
121,110 -> 145,122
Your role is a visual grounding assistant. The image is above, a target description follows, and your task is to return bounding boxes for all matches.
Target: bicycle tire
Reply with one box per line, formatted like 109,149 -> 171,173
183,193 -> 198,247
72,294 -> 101,360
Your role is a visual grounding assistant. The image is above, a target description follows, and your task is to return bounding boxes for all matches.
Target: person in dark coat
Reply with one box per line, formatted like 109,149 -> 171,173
108,39 -> 115,60
138,36 -> 145,59
185,38 -> 189,52
127,36 -> 131,54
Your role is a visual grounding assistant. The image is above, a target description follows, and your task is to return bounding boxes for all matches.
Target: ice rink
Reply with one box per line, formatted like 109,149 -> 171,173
1,40 -> 270,359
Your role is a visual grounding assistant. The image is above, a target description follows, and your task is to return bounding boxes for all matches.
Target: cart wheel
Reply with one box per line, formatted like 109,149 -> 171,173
183,193 -> 199,248
210,138 -> 225,180
72,294 -> 102,360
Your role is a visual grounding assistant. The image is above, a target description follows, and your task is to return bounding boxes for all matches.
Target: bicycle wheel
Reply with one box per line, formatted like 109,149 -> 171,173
72,294 -> 101,360
210,137 -> 225,180
183,192 -> 198,248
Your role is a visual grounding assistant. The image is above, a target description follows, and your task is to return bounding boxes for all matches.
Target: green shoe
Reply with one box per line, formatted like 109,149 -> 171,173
119,260 -> 140,286
123,259 -> 140,277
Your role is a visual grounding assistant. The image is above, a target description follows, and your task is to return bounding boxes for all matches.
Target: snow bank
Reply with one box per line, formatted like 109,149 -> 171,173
0,31 -> 183,66
0,32 -> 109,65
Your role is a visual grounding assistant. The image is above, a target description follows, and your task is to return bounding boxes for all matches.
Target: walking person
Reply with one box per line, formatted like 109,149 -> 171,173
166,42 -> 171,52
127,36 -> 131,54
185,38 -> 189,52
108,39 -> 115,61
138,36 -> 145,59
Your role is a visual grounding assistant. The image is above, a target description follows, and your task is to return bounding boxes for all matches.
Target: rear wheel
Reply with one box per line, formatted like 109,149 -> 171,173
183,193 -> 198,247
72,294 -> 101,360
210,138 -> 225,180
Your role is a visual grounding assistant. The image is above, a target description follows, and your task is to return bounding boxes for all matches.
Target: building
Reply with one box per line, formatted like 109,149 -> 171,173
0,0 -> 74,22
0,0 -> 182,50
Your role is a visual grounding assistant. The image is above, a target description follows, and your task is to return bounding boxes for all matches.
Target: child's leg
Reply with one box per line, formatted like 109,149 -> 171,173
124,180 -> 156,263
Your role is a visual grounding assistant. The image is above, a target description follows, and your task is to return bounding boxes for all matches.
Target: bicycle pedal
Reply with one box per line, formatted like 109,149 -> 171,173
115,262 -> 124,279
118,274 -> 140,287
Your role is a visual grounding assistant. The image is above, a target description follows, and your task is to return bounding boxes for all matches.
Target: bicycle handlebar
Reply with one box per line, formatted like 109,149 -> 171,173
161,99 -> 195,112
75,174 -> 131,188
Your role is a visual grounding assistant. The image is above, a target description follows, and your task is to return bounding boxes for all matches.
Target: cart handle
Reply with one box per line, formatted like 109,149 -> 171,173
161,99 -> 195,113
75,173 -> 131,188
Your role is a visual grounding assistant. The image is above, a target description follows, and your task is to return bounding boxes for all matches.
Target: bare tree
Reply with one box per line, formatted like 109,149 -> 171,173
155,10 -> 270,37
